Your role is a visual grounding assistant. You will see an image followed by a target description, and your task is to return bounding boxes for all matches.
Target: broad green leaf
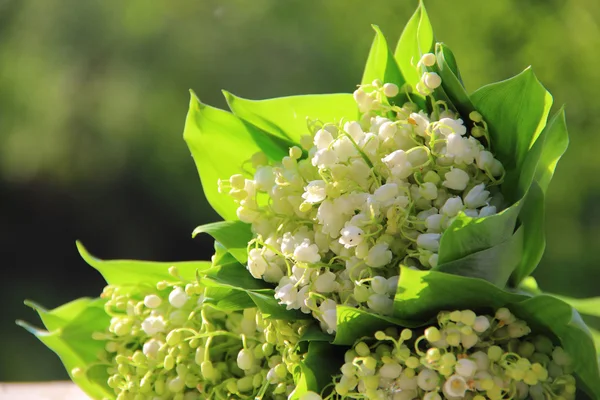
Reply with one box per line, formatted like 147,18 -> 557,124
24,297 -> 97,332
202,285 -> 256,311
192,220 -> 252,264
434,225 -> 523,287
532,107 -> 569,193
77,241 -> 210,285
361,26 -> 407,105
333,306 -> 416,345
183,91 -> 288,220
18,298 -> 113,400
549,295 -> 600,319
393,268 -> 600,398
437,200 -> 522,264
393,267 -> 527,322
471,67 -> 553,202
223,92 -> 359,144
433,43 -> 475,119
511,108 -> 569,285
394,1 -> 434,91
510,182 -> 545,286
290,342 -> 346,399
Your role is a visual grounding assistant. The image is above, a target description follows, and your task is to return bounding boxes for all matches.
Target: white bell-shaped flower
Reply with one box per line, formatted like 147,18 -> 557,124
302,180 -> 327,204
314,129 -> 334,150
443,168 -> 470,191
417,233 -> 441,252
168,287 -> 189,308
339,225 -> 364,248
365,243 -> 392,268
443,375 -> 468,398
294,239 -> 321,263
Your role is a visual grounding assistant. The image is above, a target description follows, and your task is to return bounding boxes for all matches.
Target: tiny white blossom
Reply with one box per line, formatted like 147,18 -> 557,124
143,294 -> 162,309
417,369 -> 440,391
302,180 -> 327,204
339,226 -> 364,248
294,239 -> 321,263
455,358 -> 478,378
443,168 -> 470,191
169,287 -> 189,308
315,271 -> 337,293
344,121 -> 365,142
141,315 -> 166,336
442,197 -> 463,217
443,375 -> 468,398
383,83 -> 399,97
382,150 -> 413,178
437,118 -> 467,137
479,205 -> 497,217
424,72 -> 442,89
374,183 -> 399,203
365,243 -> 392,268
417,233 -> 441,252
378,121 -> 397,140
409,112 -> 430,137
419,53 -> 436,67
464,183 -> 490,208
314,129 -> 334,150
142,339 -> 163,358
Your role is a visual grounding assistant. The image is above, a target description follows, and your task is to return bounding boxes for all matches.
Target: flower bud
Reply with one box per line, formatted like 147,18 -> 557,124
383,83 -> 399,97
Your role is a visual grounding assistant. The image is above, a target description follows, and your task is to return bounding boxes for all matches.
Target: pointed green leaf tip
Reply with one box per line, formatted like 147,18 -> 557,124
394,0 -> 434,91
361,25 -> 406,99
183,91 -> 288,221
17,298 -> 113,400
76,240 -> 210,285
223,91 -> 359,145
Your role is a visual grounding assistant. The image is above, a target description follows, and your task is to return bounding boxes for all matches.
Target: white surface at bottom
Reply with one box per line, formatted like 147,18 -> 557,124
0,382 -> 89,400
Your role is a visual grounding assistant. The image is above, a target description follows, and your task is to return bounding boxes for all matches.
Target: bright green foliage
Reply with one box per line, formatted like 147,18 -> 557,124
17,298 -> 112,399
19,1 -> 600,398
361,25 -> 407,105
394,1 -> 434,93
183,92 -> 288,220
224,92 -> 359,145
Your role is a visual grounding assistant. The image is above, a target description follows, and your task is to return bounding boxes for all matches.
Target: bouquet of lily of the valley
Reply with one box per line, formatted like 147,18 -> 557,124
20,2 -> 600,399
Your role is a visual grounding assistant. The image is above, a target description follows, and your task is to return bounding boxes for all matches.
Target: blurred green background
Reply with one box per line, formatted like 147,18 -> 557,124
2,0 -> 599,382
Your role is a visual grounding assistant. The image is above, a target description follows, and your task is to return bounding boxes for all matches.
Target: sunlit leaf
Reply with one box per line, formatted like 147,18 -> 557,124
183,91 -> 288,220
434,226 -> 523,287
432,43 -> 475,119
511,108 -> 569,285
18,298 -> 113,400
223,92 -> 359,144
192,220 -> 252,265
471,67 -> 553,202
394,0 -> 434,92
438,201 -> 521,265
77,241 -> 210,285
361,25 -> 407,105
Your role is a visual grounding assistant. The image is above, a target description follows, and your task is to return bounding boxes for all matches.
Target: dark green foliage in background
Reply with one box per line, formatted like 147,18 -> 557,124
1,0 -> 599,381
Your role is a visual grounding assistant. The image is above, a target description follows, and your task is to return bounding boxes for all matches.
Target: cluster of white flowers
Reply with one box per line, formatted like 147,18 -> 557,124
221,53 -> 505,332
88,268 -> 309,400
329,308 -> 576,400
